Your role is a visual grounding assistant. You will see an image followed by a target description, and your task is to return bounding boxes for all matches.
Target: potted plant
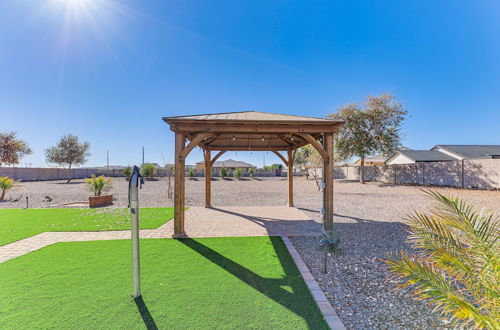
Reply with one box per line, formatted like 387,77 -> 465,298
0,176 -> 15,201
85,175 -> 113,207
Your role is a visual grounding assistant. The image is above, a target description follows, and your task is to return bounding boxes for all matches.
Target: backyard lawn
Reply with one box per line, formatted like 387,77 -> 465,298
0,236 -> 327,329
0,208 -> 174,245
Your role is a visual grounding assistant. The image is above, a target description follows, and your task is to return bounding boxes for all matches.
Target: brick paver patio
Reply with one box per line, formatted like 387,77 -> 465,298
0,206 -> 321,263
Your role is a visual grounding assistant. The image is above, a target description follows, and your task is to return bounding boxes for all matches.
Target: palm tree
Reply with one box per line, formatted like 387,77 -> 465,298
386,190 -> 499,329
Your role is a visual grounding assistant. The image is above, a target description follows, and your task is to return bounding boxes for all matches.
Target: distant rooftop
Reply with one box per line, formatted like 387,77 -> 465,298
392,150 -> 456,162
196,159 -> 256,168
433,145 -> 500,159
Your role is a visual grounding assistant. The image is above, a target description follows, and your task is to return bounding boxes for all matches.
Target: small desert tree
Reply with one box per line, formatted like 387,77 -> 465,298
248,167 -> 255,177
166,165 -> 175,200
123,166 -> 132,178
233,167 -> 243,180
0,131 -> 32,166
305,147 -> 323,190
328,93 -> 407,184
219,167 -> 228,178
45,134 -> 91,183
294,145 -> 313,171
140,163 -> 157,180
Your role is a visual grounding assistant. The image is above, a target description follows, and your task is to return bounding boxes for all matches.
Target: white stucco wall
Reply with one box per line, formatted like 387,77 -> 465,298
385,153 -> 415,165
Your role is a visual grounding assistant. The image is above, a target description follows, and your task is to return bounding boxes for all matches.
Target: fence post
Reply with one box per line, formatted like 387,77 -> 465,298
423,163 -> 426,186
461,159 -> 465,189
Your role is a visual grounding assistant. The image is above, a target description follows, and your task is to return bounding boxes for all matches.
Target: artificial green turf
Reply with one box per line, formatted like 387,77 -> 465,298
0,237 -> 328,329
0,208 -> 174,246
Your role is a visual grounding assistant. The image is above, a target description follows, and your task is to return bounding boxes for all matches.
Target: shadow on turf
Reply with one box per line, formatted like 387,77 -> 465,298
178,237 -> 328,329
134,296 -> 158,330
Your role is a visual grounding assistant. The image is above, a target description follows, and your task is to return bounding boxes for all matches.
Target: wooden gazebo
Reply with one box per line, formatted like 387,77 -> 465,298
163,111 -> 344,237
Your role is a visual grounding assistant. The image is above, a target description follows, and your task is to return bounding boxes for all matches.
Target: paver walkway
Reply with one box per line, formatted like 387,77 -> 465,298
0,206 -> 321,263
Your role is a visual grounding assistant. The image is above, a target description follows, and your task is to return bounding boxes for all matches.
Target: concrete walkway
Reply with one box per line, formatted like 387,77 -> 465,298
0,206 -> 321,263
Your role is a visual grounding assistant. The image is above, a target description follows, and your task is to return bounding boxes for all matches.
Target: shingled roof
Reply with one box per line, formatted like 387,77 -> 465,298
432,145 -> 500,159
387,150 -> 456,163
196,159 -> 256,168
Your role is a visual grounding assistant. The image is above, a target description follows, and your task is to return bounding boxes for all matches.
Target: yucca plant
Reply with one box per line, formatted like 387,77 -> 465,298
386,190 -> 499,329
0,176 -> 15,200
85,175 -> 112,196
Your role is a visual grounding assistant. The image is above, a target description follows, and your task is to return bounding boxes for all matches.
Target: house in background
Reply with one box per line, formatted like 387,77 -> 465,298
431,145 -> 500,160
195,159 -> 256,173
386,145 -> 500,165
355,146 -> 412,166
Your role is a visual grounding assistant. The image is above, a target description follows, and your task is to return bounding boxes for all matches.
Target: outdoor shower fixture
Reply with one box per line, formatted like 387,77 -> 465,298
128,165 -> 144,299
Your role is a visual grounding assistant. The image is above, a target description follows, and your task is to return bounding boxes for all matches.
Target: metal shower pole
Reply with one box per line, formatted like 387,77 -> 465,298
128,165 -> 143,298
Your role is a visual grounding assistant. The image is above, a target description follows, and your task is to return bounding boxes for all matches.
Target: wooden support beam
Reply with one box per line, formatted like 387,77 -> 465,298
323,133 -> 334,234
204,149 -> 211,208
181,133 -> 213,160
298,133 -> 328,161
173,132 -> 186,237
210,147 -> 288,151
169,122 -> 339,134
287,149 -> 294,207
272,151 -> 288,165
210,151 -> 226,166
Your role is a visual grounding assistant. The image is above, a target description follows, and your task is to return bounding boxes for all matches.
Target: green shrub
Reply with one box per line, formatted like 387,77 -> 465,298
187,167 -> 195,177
219,167 -> 228,178
123,166 -> 132,178
140,163 -> 157,180
385,190 -> 499,329
85,175 -> 112,196
233,168 -> 243,180
248,168 -> 255,177
0,176 -> 15,200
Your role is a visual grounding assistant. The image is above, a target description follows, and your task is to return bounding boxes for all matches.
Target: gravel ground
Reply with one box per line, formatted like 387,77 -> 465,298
2,177 -> 499,328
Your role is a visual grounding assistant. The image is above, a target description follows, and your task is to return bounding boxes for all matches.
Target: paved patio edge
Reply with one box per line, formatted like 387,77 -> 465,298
281,236 -> 346,330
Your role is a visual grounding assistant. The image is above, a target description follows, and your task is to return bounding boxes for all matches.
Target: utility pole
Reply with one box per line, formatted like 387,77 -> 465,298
106,150 -> 109,169
142,146 -> 145,165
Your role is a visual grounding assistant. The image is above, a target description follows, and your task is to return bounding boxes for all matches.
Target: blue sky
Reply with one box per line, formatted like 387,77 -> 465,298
1,0 -> 499,167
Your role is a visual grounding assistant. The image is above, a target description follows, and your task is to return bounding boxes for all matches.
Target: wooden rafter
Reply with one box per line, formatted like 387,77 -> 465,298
210,151 -> 226,166
274,135 -> 295,147
181,133 -> 214,160
272,151 -> 288,164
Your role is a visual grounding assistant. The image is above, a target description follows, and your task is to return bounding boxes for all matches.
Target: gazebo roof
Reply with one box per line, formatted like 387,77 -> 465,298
163,111 -> 343,152
164,111 -> 337,123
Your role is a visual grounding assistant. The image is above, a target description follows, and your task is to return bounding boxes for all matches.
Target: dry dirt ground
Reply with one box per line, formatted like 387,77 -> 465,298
2,177 -> 499,329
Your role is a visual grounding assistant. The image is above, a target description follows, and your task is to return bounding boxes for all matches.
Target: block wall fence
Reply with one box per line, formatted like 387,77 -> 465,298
327,159 -> 500,190
0,167 -> 287,181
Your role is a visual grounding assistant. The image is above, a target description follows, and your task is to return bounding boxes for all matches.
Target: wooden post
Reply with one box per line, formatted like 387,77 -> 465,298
287,149 -> 294,207
323,133 -> 334,234
205,149 -> 211,208
174,132 -> 186,237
